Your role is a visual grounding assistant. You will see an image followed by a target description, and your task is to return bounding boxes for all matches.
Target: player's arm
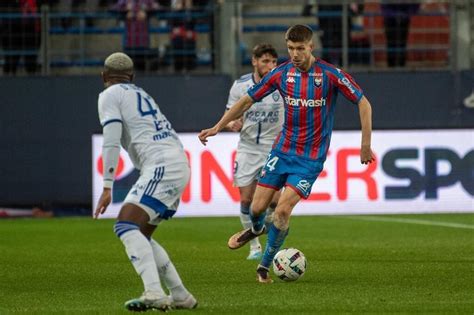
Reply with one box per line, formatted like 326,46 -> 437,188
221,113 -> 243,132
94,122 -> 123,218
331,68 -> 374,164
199,94 -> 253,145
95,90 -> 123,218
358,96 -> 375,164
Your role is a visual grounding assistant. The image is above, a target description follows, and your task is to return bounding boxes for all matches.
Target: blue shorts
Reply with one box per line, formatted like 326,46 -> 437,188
257,150 -> 324,199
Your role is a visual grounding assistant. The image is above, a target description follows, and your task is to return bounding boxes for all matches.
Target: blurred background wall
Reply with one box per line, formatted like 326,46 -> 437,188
0,0 -> 472,210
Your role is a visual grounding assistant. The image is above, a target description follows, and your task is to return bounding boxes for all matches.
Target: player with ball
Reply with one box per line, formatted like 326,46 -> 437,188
199,25 -> 375,283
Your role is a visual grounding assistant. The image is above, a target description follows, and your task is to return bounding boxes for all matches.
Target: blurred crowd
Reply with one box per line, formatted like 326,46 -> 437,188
0,0 -> 212,75
0,1 -> 453,75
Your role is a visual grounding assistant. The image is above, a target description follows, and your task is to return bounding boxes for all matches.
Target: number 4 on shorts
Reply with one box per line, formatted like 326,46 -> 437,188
265,156 -> 279,172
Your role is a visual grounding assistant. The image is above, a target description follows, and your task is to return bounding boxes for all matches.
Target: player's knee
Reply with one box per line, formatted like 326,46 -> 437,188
113,220 -> 139,238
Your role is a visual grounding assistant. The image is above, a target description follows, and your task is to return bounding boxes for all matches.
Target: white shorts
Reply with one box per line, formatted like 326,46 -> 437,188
124,162 -> 190,225
233,151 -> 268,187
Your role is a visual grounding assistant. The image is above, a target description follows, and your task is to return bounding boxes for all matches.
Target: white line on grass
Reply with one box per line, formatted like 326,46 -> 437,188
339,215 -> 474,230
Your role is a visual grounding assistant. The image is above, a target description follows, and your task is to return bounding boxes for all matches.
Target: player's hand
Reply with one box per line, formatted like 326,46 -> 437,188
228,119 -> 243,132
94,188 -> 112,219
360,145 -> 375,164
198,127 -> 218,145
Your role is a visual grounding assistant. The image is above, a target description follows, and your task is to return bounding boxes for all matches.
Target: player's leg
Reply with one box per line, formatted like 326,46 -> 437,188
238,183 -> 262,259
233,151 -> 269,258
265,189 -> 281,229
256,187 -> 301,283
228,150 -> 286,250
256,161 -> 321,283
248,150 -> 288,235
114,203 -> 171,311
250,185 -> 276,233
142,163 -> 197,310
144,221 -> 197,309
228,185 -> 276,249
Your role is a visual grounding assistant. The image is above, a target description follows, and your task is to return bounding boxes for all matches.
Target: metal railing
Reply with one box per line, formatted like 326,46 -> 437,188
0,0 -> 472,76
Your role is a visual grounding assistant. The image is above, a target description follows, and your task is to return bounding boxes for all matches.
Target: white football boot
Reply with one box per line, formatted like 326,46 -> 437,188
124,291 -> 171,312
247,245 -> 262,260
171,293 -> 198,309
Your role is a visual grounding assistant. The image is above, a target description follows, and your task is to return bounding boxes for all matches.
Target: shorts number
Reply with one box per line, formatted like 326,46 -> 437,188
265,156 -> 279,172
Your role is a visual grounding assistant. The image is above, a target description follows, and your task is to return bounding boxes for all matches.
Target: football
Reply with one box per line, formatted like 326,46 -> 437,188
272,248 -> 306,281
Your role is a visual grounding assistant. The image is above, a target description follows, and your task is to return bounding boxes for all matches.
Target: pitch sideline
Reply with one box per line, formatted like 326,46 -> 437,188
337,215 -> 474,230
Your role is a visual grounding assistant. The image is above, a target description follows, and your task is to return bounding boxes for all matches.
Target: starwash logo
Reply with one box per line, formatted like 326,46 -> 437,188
285,96 -> 327,107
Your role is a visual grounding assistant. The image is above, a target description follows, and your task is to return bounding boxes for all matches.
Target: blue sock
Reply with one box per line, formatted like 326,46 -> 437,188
261,223 -> 289,268
249,210 -> 266,233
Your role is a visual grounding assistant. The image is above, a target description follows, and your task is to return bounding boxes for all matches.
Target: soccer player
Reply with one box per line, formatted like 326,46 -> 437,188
223,43 -> 284,260
94,52 -> 197,310
199,25 -> 375,283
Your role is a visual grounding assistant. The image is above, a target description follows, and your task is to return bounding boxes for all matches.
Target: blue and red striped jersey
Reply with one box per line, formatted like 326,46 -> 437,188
247,58 -> 363,161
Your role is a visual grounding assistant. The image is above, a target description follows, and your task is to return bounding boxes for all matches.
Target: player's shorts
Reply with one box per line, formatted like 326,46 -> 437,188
257,149 -> 324,199
124,162 -> 190,225
233,151 -> 269,187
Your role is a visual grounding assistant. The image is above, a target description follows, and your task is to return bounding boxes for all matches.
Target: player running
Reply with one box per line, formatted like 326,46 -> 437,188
199,25 -> 375,283
94,52 -> 197,311
222,43 -> 284,260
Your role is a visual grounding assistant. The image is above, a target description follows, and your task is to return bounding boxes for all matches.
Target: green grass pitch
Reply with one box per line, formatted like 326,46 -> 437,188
0,214 -> 473,314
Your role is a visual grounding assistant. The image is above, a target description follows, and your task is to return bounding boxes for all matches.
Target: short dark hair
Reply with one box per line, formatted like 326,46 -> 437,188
252,43 -> 278,59
285,24 -> 313,42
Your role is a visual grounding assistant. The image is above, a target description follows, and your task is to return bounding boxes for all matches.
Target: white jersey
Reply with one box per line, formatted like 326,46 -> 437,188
226,73 -> 284,154
98,83 -> 186,170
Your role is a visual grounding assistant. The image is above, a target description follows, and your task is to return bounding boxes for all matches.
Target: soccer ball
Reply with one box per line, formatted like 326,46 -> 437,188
272,248 -> 306,281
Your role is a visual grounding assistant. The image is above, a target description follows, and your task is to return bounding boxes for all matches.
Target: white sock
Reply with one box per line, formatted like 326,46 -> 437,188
239,213 -> 261,249
119,229 -> 164,294
150,239 -> 190,301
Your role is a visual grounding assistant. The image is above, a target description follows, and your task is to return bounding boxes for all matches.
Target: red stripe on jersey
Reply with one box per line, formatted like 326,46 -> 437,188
324,74 -> 334,144
296,72 -> 309,155
282,69 -> 295,153
310,66 -> 323,159
253,70 -> 281,101
272,132 -> 282,150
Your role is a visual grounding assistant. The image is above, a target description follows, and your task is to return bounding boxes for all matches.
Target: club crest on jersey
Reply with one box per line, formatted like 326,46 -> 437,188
314,77 -> 322,87
272,92 -> 280,101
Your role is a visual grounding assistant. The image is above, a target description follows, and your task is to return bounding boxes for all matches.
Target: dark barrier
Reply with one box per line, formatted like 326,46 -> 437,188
0,71 -> 473,207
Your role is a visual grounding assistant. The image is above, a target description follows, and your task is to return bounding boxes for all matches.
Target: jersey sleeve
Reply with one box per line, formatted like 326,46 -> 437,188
98,88 -> 123,127
247,70 -> 279,102
225,81 -> 242,110
101,122 -> 122,188
330,68 -> 363,104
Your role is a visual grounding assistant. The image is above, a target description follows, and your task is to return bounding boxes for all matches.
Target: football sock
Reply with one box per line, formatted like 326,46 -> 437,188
261,223 -> 289,268
150,239 -> 190,301
240,204 -> 261,249
250,210 -> 266,234
114,221 -> 164,294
